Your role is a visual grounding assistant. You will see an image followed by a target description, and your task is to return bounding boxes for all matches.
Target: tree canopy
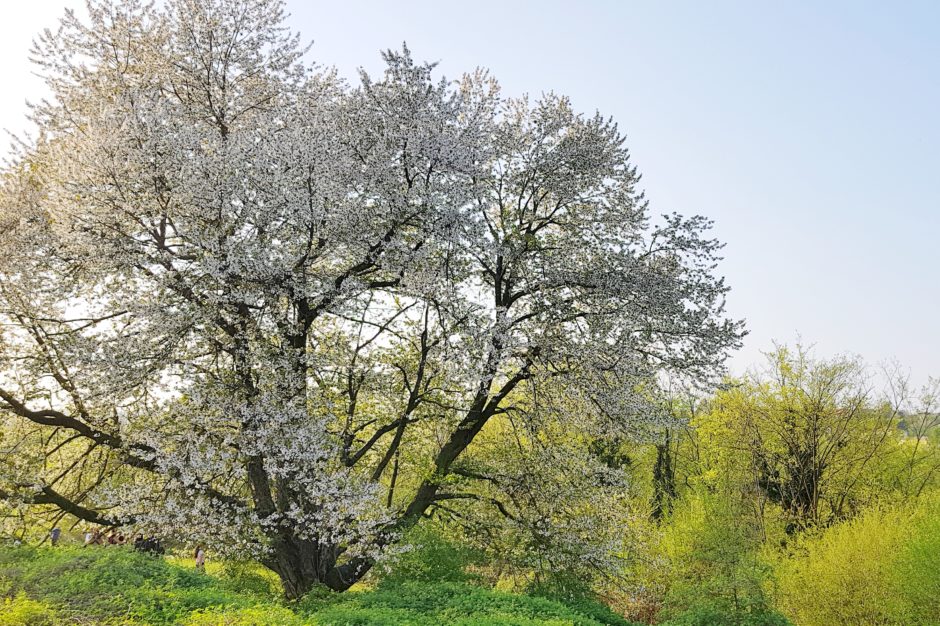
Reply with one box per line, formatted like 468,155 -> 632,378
0,0 -> 743,597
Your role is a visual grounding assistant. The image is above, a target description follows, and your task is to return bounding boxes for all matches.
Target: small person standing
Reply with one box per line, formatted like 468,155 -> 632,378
50,527 -> 62,546
194,545 -> 206,572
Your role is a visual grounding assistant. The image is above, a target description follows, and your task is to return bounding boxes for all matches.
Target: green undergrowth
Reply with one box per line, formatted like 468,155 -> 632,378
0,546 -> 637,625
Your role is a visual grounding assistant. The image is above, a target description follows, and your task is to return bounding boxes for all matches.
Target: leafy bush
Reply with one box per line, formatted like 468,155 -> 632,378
653,491 -> 779,623
0,593 -> 57,626
773,508 -> 905,625
377,524 -> 481,586
659,602 -> 791,626
773,497 -> 940,625
0,546 -> 255,624
526,572 -> 635,626
217,560 -> 281,598
308,581 -> 637,625
893,498 -> 940,624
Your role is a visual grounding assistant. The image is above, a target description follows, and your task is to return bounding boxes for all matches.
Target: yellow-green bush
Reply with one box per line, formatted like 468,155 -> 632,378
0,593 -> 57,626
892,498 -> 940,624
772,497 -> 940,625
653,490 -> 785,624
183,605 -> 308,626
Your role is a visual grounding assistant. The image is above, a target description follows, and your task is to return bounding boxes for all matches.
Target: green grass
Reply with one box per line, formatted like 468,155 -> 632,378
0,546 -> 637,625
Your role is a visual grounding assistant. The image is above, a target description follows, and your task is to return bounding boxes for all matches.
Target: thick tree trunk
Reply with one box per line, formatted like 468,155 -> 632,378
265,535 -> 324,599
264,533 -> 374,599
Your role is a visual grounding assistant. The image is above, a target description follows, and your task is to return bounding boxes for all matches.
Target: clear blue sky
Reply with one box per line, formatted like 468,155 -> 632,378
2,1 -> 938,383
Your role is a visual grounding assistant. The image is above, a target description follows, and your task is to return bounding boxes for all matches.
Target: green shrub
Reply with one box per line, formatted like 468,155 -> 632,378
307,581 -> 636,626
527,572 -> 634,626
893,498 -> 940,624
0,593 -> 57,626
0,546 -> 248,624
218,560 -> 282,598
377,524 -> 480,586
653,491 -> 779,623
660,602 -> 791,626
772,498 -> 940,626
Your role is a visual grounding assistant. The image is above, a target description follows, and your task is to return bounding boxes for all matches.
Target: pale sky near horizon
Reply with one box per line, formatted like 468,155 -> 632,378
1,1 -> 938,385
